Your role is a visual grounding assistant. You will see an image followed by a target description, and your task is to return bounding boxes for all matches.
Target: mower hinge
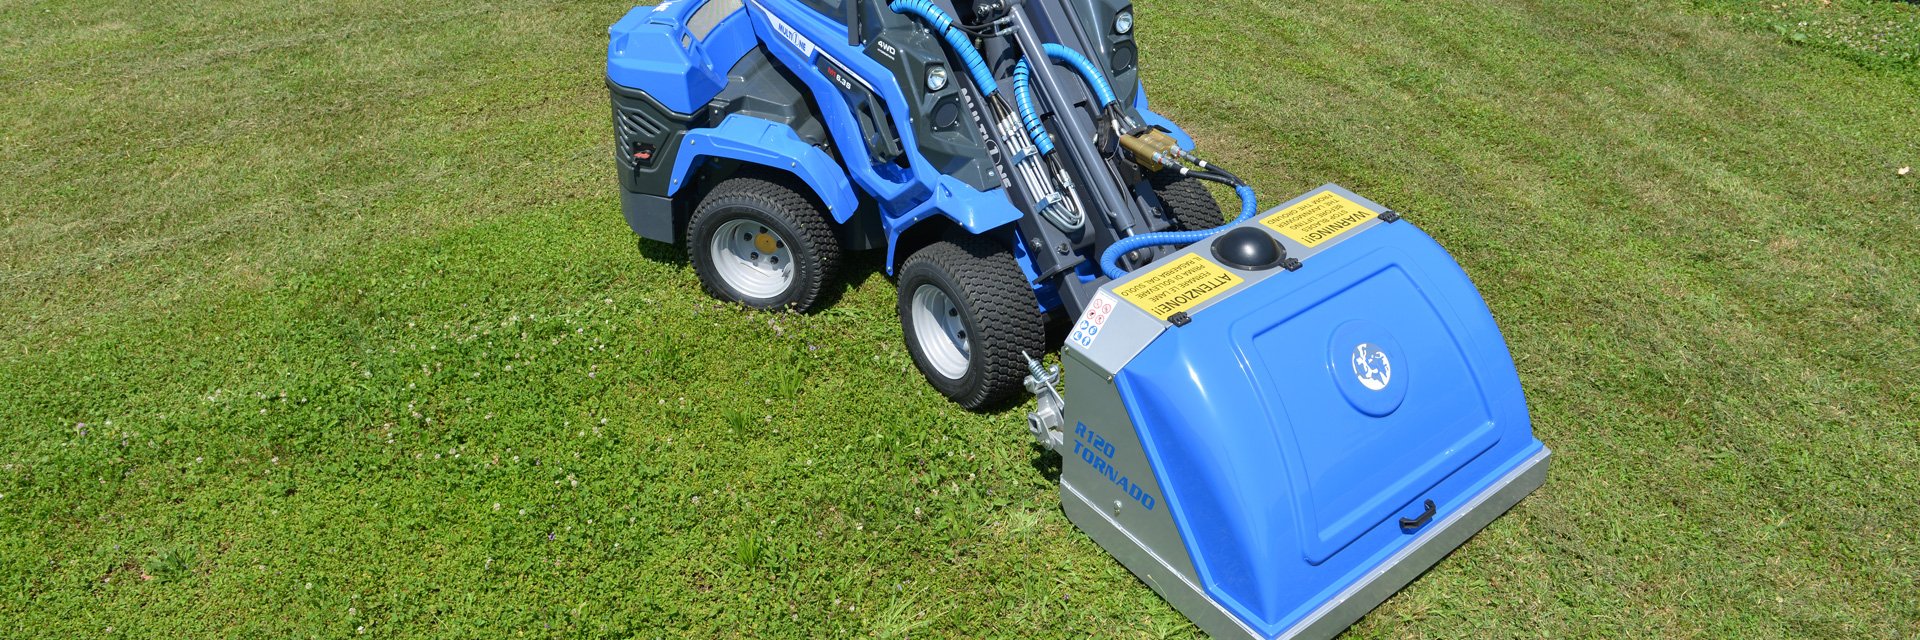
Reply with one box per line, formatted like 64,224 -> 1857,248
1280,258 -> 1303,272
1377,209 -> 1402,223
1166,312 -> 1191,327
1022,352 -> 1068,452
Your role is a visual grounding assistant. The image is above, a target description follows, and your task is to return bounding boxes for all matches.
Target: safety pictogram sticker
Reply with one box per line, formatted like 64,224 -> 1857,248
1068,292 -> 1120,349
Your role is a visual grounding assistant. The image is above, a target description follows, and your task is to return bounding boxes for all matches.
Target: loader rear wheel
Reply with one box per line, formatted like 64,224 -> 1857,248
897,234 -> 1044,411
1149,168 -> 1226,232
687,169 -> 842,312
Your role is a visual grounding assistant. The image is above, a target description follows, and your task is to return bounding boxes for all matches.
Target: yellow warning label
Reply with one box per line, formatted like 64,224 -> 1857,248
1113,253 -> 1244,321
1260,191 -> 1375,248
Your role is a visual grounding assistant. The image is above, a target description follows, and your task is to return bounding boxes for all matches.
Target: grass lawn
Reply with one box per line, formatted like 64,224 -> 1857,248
2,0 -> 1916,637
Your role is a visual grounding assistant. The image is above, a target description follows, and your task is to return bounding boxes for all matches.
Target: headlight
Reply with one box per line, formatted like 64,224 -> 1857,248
925,65 -> 949,92
1114,9 -> 1133,34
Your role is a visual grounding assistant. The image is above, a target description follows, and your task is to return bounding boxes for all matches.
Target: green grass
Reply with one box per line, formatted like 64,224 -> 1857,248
2,0 -> 1917,637
1696,0 -> 1920,71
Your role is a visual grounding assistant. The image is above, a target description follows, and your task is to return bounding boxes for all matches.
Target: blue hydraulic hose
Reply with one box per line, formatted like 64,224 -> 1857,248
1011,57 -> 1053,155
1013,45 -> 1115,156
1016,44 -> 1116,156
1042,43 -> 1118,107
1100,184 -> 1258,280
888,0 -> 1240,281
888,0 -> 997,97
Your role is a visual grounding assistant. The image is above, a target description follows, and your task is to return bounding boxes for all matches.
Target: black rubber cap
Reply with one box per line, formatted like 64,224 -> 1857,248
1210,226 -> 1286,270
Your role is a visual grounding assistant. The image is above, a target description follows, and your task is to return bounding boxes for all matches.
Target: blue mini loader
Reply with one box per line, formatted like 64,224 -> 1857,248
607,0 -> 1550,636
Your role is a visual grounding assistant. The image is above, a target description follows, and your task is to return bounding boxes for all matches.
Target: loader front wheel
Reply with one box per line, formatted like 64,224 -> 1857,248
1149,168 -> 1226,232
687,169 -> 842,312
898,234 -> 1044,411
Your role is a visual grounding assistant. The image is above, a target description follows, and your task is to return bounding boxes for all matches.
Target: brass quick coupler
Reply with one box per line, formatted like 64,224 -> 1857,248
1118,128 -> 1183,170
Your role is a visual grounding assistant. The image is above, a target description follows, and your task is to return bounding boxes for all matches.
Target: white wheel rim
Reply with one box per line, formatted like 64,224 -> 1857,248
708,218 -> 795,300
911,284 -> 970,380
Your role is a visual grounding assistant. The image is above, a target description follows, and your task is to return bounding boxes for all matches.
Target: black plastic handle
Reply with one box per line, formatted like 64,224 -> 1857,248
1400,499 -> 1437,531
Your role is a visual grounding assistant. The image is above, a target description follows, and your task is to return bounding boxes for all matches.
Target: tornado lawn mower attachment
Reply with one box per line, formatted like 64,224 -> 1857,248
606,1 -> 1548,637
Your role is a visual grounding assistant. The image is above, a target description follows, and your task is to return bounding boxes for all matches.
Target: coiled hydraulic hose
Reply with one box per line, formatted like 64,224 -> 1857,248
1011,58 -> 1052,155
890,1 -> 1089,234
1099,184 -> 1259,280
888,0 -> 997,97
1012,44 -> 1123,155
1041,43 -> 1117,107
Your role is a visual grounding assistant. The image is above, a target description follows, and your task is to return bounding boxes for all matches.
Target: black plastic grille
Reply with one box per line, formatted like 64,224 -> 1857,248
615,106 -> 667,168
617,107 -> 664,140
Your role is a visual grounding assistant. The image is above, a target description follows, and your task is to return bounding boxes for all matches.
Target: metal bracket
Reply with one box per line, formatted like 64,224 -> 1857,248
1032,191 -> 1065,212
1023,351 -> 1067,452
1008,144 -> 1036,165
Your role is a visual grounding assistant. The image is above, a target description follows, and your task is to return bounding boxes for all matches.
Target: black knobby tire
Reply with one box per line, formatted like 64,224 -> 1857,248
897,233 -> 1045,410
687,169 -> 843,312
1149,168 -> 1227,232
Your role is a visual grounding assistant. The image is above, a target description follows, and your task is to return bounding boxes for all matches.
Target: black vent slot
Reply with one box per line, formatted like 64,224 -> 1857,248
618,107 -> 665,138
615,106 -> 668,168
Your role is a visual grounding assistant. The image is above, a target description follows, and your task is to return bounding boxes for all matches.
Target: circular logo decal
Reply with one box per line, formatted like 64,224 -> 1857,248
1352,343 -> 1391,391
1327,321 -> 1409,417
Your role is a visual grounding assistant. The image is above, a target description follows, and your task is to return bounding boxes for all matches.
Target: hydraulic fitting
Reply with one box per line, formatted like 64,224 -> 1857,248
1119,128 -> 1183,170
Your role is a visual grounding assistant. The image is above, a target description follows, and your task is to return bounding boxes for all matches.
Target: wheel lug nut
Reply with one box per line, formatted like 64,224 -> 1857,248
750,252 -> 760,259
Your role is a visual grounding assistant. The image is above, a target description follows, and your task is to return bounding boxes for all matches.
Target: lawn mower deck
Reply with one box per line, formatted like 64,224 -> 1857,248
1038,185 -> 1549,639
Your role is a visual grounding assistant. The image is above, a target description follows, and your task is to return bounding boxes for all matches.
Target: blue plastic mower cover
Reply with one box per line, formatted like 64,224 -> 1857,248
1043,185 -> 1549,640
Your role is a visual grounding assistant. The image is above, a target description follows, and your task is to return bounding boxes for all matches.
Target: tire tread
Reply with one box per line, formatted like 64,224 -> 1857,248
898,233 -> 1044,410
686,169 -> 842,312
1149,168 -> 1226,232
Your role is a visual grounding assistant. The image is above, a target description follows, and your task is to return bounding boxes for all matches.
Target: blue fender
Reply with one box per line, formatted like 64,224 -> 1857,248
737,0 -> 1024,277
1133,82 -> 1195,151
666,114 -> 861,222
882,176 -> 1026,272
